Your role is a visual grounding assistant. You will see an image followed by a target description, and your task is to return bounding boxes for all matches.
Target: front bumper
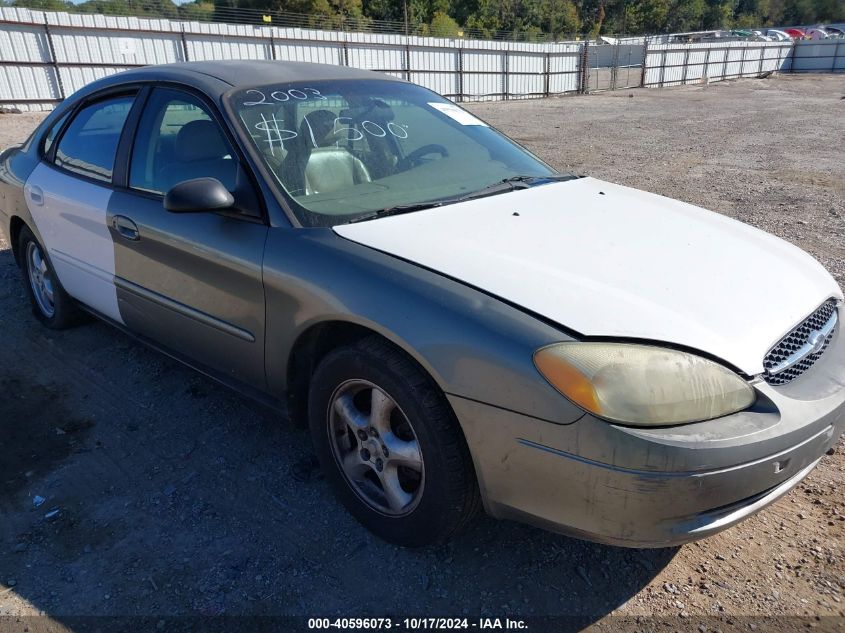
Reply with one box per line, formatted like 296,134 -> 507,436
449,327 -> 845,548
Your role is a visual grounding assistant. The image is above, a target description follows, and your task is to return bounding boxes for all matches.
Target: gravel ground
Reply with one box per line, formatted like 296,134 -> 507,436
0,74 -> 843,631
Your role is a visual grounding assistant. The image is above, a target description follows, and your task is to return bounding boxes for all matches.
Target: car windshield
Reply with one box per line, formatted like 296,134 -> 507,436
228,79 -> 559,226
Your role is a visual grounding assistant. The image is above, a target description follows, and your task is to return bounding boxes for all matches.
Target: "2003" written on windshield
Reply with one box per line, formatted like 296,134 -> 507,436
241,87 -> 328,105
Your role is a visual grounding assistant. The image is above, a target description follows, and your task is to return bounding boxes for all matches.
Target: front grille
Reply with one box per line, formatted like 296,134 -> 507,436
763,299 -> 838,386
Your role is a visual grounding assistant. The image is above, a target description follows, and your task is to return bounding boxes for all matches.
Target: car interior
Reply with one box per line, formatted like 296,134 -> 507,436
130,96 -> 238,195
54,97 -> 135,182
240,97 -> 409,200
231,82 -> 556,222
282,108 -> 372,196
155,119 -> 237,193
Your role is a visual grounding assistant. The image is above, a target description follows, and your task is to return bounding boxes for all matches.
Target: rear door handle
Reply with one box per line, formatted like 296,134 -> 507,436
27,185 -> 43,206
112,215 -> 140,241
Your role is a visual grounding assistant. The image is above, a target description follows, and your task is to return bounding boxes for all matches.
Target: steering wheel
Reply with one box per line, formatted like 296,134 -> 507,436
398,144 -> 449,171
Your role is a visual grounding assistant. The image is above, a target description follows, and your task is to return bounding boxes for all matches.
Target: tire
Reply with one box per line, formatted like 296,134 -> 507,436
18,226 -> 81,329
308,335 -> 481,547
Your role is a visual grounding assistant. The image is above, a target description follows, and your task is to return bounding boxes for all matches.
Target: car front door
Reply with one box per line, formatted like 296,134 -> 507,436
107,87 -> 268,389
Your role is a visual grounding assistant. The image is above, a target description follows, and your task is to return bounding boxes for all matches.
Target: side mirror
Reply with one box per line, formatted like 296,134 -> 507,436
163,177 -> 235,214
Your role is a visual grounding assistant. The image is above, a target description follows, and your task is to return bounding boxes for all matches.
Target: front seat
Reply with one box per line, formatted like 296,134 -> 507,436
159,119 -> 237,192
300,110 -> 371,195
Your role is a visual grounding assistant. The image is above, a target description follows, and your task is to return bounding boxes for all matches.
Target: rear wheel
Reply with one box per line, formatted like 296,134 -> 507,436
18,226 -> 81,329
308,336 -> 480,546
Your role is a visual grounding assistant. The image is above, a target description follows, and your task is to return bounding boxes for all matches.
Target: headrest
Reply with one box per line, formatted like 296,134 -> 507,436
175,120 -> 229,162
341,99 -> 395,123
300,110 -> 338,148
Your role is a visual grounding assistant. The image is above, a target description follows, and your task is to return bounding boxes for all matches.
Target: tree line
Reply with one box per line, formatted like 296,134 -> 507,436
10,0 -> 845,39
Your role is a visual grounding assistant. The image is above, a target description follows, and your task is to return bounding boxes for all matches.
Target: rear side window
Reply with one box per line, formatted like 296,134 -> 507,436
54,95 -> 135,182
129,88 -> 237,195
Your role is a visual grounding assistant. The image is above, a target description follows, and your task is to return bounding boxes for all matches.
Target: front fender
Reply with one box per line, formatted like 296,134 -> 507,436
263,227 -> 584,425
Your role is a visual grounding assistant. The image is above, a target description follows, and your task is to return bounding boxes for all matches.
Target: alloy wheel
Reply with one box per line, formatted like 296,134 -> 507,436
327,379 -> 425,516
26,241 -> 55,318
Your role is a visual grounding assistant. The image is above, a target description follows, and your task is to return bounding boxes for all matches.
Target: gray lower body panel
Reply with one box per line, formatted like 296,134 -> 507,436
449,387 -> 845,548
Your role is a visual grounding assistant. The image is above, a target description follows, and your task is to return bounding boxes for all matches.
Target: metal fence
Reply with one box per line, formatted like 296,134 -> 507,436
642,41 -> 794,87
0,7 -> 585,109
790,39 -> 845,73
0,7 -> 836,111
1,2 -> 583,43
583,43 -> 647,92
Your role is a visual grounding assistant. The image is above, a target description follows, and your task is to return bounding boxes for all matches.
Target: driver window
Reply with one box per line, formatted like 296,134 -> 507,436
129,89 -> 237,195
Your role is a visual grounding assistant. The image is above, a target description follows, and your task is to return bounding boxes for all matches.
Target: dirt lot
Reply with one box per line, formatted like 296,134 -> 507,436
1,74 -> 844,631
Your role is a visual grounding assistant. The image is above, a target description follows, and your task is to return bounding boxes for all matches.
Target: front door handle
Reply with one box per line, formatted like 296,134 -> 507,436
112,215 -> 140,241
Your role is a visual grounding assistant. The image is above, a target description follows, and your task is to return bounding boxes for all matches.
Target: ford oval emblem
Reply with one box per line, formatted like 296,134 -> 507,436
808,330 -> 827,355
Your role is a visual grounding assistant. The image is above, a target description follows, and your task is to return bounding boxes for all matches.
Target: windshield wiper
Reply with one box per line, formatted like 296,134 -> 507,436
347,173 -> 577,224
347,200 -> 449,224
499,173 -> 579,186
445,173 -> 578,203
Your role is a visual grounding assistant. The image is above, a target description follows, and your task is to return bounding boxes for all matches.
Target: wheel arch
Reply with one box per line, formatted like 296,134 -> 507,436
9,215 -> 26,266
285,319 -> 449,427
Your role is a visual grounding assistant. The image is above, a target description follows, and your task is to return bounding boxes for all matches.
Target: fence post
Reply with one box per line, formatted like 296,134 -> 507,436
342,39 -> 349,66
757,43 -> 765,75
579,41 -> 589,93
456,47 -> 463,102
543,52 -> 550,97
502,50 -> 509,99
404,42 -> 411,81
680,46 -> 690,85
658,48 -> 667,87
640,38 -> 649,87
702,46 -> 711,83
788,40 -> 798,73
721,45 -> 729,81
610,43 -> 620,90
180,27 -> 190,62
269,28 -> 276,60
832,41 -> 840,72
43,16 -> 65,101
739,44 -> 747,78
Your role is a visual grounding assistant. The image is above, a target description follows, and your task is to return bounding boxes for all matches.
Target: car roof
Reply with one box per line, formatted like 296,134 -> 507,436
124,60 -> 394,90
171,60 -> 387,84
63,60 -> 403,107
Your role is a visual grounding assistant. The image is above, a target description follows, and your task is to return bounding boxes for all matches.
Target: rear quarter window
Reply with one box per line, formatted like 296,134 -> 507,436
42,111 -> 69,156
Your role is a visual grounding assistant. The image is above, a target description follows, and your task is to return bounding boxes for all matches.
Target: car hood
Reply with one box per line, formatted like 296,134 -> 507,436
333,177 -> 842,375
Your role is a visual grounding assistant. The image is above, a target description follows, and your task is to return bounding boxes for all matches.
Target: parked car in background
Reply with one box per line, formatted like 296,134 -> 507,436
699,30 -> 737,42
764,29 -> 793,41
806,27 -> 830,40
1,61 -> 843,549
819,25 -> 844,37
784,27 -> 807,39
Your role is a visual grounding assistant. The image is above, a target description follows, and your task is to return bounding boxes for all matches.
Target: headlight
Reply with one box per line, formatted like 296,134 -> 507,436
534,342 -> 755,426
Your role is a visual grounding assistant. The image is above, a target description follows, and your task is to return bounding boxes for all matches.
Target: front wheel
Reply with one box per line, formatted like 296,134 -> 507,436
308,336 -> 480,546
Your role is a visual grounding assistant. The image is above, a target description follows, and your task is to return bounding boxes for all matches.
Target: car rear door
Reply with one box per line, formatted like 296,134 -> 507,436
23,91 -> 137,325
107,86 -> 269,389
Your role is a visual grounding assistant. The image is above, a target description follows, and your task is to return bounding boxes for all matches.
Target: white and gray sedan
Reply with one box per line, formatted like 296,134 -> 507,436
1,60 -> 843,547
